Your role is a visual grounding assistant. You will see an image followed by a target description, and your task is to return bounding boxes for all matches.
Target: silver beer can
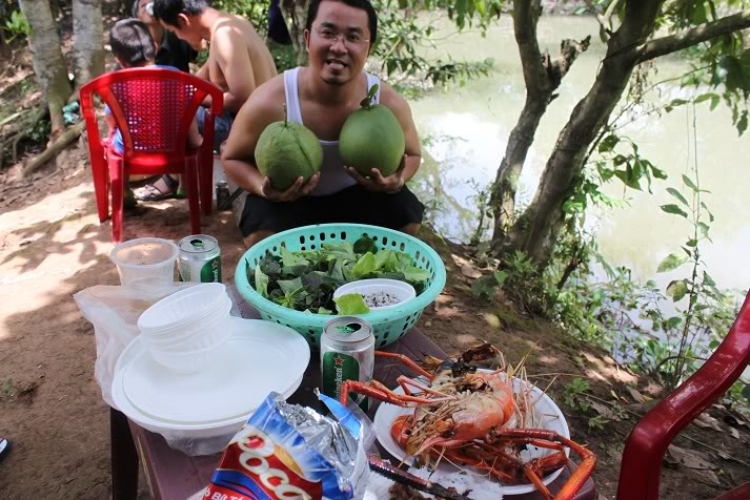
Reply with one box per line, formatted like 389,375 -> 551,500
177,234 -> 222,282
320,316 -> 375,411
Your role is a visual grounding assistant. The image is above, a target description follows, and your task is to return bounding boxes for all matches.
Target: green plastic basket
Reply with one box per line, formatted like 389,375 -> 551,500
235,223 -> 446,350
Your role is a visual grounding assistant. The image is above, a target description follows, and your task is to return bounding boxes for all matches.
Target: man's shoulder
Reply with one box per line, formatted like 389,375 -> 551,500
377,80 -> 410,113
211,13 -> 256,39
247,74 -> 287,107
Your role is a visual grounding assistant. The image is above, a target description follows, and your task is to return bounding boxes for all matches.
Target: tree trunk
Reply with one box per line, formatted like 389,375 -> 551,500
490,0 -> 590,249
280,0 -> 309,66
72,0 -> 105,89
18,0 -> 72,136
504,2 -> 663,265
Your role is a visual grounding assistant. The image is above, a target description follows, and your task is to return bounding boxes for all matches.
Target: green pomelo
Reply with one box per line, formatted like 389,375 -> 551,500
255,121 -> 323,191
339,104 -> 405,177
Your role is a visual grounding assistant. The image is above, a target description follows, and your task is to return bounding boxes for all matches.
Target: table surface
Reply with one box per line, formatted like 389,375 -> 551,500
119,288 -> 596,500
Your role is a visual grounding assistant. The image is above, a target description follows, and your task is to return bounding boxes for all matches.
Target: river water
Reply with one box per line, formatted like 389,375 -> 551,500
406,14 -> 750,295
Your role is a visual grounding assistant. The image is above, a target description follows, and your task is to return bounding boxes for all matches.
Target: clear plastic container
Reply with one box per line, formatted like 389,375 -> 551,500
110,238 -> 179,286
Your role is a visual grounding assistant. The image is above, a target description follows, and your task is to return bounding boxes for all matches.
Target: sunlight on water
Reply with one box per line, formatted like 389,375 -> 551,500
408,15 -> 750,294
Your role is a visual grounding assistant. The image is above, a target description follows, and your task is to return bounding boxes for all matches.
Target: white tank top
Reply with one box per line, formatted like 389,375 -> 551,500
284,67 -> 381,196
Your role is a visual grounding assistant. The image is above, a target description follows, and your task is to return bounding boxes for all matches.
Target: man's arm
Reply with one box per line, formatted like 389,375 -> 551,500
211,28 -> 257,113
221,90 -> 275,196
221,79 -> 320,201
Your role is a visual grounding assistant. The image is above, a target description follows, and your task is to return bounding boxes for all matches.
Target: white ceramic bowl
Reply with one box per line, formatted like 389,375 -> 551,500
138,283 -> 228,334
333,279 -> 416,311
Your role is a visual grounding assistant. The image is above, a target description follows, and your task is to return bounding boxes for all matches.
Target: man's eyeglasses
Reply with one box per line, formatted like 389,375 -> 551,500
316,28 -> 370,46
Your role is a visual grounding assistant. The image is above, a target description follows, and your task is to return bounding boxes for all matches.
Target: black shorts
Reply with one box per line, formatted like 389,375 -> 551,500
239,184 -> 425,237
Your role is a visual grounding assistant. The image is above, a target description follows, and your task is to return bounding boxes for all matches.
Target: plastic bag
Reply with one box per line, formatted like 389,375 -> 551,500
194,392 -> 376,500
73,282 -> 194,408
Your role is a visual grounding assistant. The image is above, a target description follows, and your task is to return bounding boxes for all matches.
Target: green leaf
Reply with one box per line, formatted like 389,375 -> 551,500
737,110 -> 748,136
665,316 -> 682,329
614,169 -> 641,190
404,266 -> 430,283
709,94 -> 720,111
701,202 -> 715,222
255,266 -> 269,298
694,92 -> 717,104
334,293 -> 370,314
666,187 -> 689,207
698,222 -> 710,239
650,165 -> 668,180
657,253 -> 689,273
493,270 -> 507,285
317,307 -> 334,315
278,277 -> 304,295
682,174 -> 699,192
353,235 -> 377,254
351,252 -> 377,278
660,204 -> 688,218
703,271 -> 716,287
281,247 -> 308,268
598,134 -> 619,153
667,280 -> 689,302
742,383 -> 750,402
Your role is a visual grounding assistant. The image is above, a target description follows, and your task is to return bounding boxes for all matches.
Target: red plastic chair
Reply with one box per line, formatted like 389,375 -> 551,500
617,291 -> 750,499
80,68 -> 224,242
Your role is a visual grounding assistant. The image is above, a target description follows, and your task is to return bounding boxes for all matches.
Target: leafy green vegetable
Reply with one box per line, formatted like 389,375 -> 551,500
248,235 -> 432,314
334,293 -> 371,314
254,264 -> 269,298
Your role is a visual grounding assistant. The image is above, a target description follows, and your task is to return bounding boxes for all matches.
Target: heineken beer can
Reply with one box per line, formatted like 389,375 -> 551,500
321,316 -> 374,411
177,234 -> 222,283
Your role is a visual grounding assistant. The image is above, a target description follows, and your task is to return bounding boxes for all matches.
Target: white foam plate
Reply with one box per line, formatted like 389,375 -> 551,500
373,370 -> 569,496
115,318 -> 310,426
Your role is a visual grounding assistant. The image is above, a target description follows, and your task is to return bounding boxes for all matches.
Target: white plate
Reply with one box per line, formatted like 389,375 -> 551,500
122,318 -> 309,423
112,318 -> 310,437
373,371 -> 569,496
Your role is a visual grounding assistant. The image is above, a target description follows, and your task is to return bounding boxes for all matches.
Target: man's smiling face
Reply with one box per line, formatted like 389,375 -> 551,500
305,1 -> 371,85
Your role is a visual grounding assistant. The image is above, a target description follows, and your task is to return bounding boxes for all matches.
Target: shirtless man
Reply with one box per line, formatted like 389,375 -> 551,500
133,0 -> 196,72
152,0 -> 277,150
222,0 -> 424,248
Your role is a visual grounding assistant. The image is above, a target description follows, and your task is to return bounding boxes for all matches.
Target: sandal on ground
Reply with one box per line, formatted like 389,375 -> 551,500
0,438 -> 11,462
134,175 -> 186,201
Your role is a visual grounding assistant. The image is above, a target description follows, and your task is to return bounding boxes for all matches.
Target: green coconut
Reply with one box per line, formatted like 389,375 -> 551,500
255,105 -> 323,191
339,84 -> 405,177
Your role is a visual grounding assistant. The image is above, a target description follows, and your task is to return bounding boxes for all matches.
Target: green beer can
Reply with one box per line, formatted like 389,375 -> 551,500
321,316 -> 374,411
177,234 -> 222,283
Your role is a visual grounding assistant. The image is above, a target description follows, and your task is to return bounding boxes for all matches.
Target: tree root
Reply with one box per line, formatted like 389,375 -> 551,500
20,121 -> 85,178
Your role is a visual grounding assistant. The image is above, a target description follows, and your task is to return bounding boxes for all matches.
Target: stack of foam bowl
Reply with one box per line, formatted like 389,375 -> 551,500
113,283 -> 311,453
137,283 -> 232,374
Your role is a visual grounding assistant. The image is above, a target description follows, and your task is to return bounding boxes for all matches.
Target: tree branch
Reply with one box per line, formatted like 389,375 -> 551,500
582,0 -> 609,35
512,0 -> 547,96
639,10 -> 750,62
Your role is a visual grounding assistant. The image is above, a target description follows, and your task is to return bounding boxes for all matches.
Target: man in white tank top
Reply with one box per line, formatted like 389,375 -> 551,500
222,0 -> 424,248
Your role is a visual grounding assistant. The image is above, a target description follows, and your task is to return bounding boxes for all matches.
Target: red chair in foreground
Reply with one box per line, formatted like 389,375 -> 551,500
617,292 -> 750,499
80,68 -> 223,242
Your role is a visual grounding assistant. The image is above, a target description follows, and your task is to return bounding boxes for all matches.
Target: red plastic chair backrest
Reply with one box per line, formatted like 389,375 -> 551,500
617,291 -> 750,499
80,67 -> 223,162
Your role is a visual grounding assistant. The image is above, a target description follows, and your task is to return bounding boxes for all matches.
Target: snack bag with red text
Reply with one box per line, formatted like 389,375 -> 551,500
204,392 -> 367,500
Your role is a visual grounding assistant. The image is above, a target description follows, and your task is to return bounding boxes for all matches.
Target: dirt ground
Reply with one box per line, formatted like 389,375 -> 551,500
0,144 -> 748,500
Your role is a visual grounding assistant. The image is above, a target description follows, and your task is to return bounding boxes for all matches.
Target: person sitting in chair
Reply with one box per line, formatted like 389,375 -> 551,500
104,19 -> 202,206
